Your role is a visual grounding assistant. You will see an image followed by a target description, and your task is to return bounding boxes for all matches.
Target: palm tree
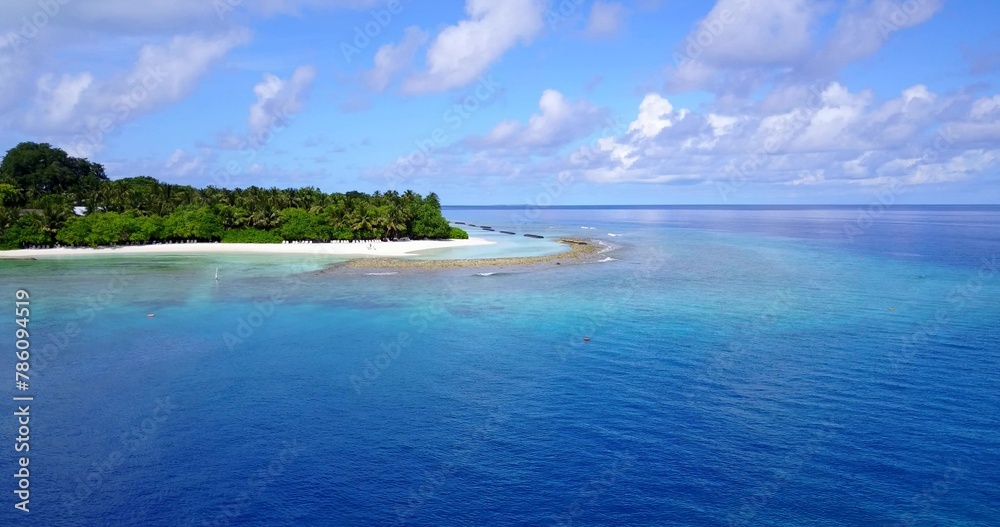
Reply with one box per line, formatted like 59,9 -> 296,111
40,200 -> 70,239
251,203 -> 280,230
348,207 -> 375,238
0,206 -> 17,232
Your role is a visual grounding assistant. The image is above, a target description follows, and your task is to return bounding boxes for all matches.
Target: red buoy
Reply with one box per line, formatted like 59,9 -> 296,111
583,337 -> 591,342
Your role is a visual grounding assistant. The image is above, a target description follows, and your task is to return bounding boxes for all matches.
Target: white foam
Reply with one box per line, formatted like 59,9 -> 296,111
364,272 -> 399,276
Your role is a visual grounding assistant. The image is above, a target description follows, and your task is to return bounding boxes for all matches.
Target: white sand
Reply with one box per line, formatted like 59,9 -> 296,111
0,238 -> 495,259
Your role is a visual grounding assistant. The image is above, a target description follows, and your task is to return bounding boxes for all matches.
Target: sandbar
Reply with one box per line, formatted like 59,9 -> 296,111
0,238 -> 495,259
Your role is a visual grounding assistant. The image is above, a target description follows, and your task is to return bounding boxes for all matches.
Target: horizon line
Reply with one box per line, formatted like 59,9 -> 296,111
442,203 -> 1000,208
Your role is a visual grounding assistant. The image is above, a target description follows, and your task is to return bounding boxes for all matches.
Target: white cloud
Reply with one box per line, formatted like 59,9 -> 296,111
32,73 -> 94,127
667,0 -> 945,94
585,1 -> 627,39
371,78 -> 1000,193
0,0 -> 374,147
247,65 -> 317,147
696,0 -> 816,67
811,0 -> 944,74
471,89 -> 607,151
403,0 -> 545,93
628,94 -> 680,139
363,26 -> 428,92
363,77 -> 1000,196
21,30 -> 251,137
164,147 -> 208,177
970,95 -> 1000,119
947,94 -> 1000,144
899,149 -> 1000,185
123,30 -> 253,110
786,170 -> 825,185
560,82 -> 1000,189
706,113 -> 738,137
775,84 -> 872,152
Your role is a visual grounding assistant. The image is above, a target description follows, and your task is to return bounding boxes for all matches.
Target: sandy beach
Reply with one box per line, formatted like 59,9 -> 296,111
326,238 -> 613,274
0,237 -> 495,259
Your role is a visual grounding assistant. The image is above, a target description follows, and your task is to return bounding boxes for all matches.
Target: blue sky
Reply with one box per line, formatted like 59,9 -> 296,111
1,0 -> 998,204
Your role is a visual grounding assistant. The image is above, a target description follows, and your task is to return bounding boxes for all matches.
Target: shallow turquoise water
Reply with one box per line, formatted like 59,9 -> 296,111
1,207 -> 998,526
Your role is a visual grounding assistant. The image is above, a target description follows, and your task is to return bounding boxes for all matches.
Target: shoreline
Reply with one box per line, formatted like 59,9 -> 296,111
0,238 -> 495,259
329,238 -> 612,273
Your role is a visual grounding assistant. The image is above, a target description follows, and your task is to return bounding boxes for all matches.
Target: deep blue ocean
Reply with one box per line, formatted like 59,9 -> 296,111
2,206 -> 998,526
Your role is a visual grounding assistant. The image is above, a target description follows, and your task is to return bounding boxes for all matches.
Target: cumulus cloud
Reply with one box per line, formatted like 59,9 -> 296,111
467,89 -> 608,152
20,30 -> 250,155
403,0 -> 545,93
366,73 -> 999,197
810,0 -> 945,75
946,94 -> 1000,144
164,147 -> 209,177
667,0 -> 944,94
0,0 -> 379,151
126,30 -> 253,109
559,82 -> 1000,190
246,65 -> 317,147
363,26 -> 428,92
585,1 -> 627,39
31,73 -> 94,128
628,94 -> 683,139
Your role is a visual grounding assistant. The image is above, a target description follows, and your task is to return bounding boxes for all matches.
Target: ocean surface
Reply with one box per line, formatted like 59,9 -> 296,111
1,206 -> 999,526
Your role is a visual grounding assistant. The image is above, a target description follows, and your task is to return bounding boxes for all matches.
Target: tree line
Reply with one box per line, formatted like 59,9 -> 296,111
0,142 -> 466,249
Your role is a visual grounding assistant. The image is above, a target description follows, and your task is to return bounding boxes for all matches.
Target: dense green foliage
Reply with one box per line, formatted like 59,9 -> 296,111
449,227 -> 469,239
0,213 -> 48,250
0,142 -> 107,203
221,228 -> 283,244
0,142 -> 460,249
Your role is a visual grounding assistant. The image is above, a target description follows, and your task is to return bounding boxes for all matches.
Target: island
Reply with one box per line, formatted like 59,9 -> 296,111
0,142 -> 468,250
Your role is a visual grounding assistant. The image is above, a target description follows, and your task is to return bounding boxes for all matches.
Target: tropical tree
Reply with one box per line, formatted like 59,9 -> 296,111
278,208 -> 325,241
0,142 -> 107,204
0,212 -> 49,249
